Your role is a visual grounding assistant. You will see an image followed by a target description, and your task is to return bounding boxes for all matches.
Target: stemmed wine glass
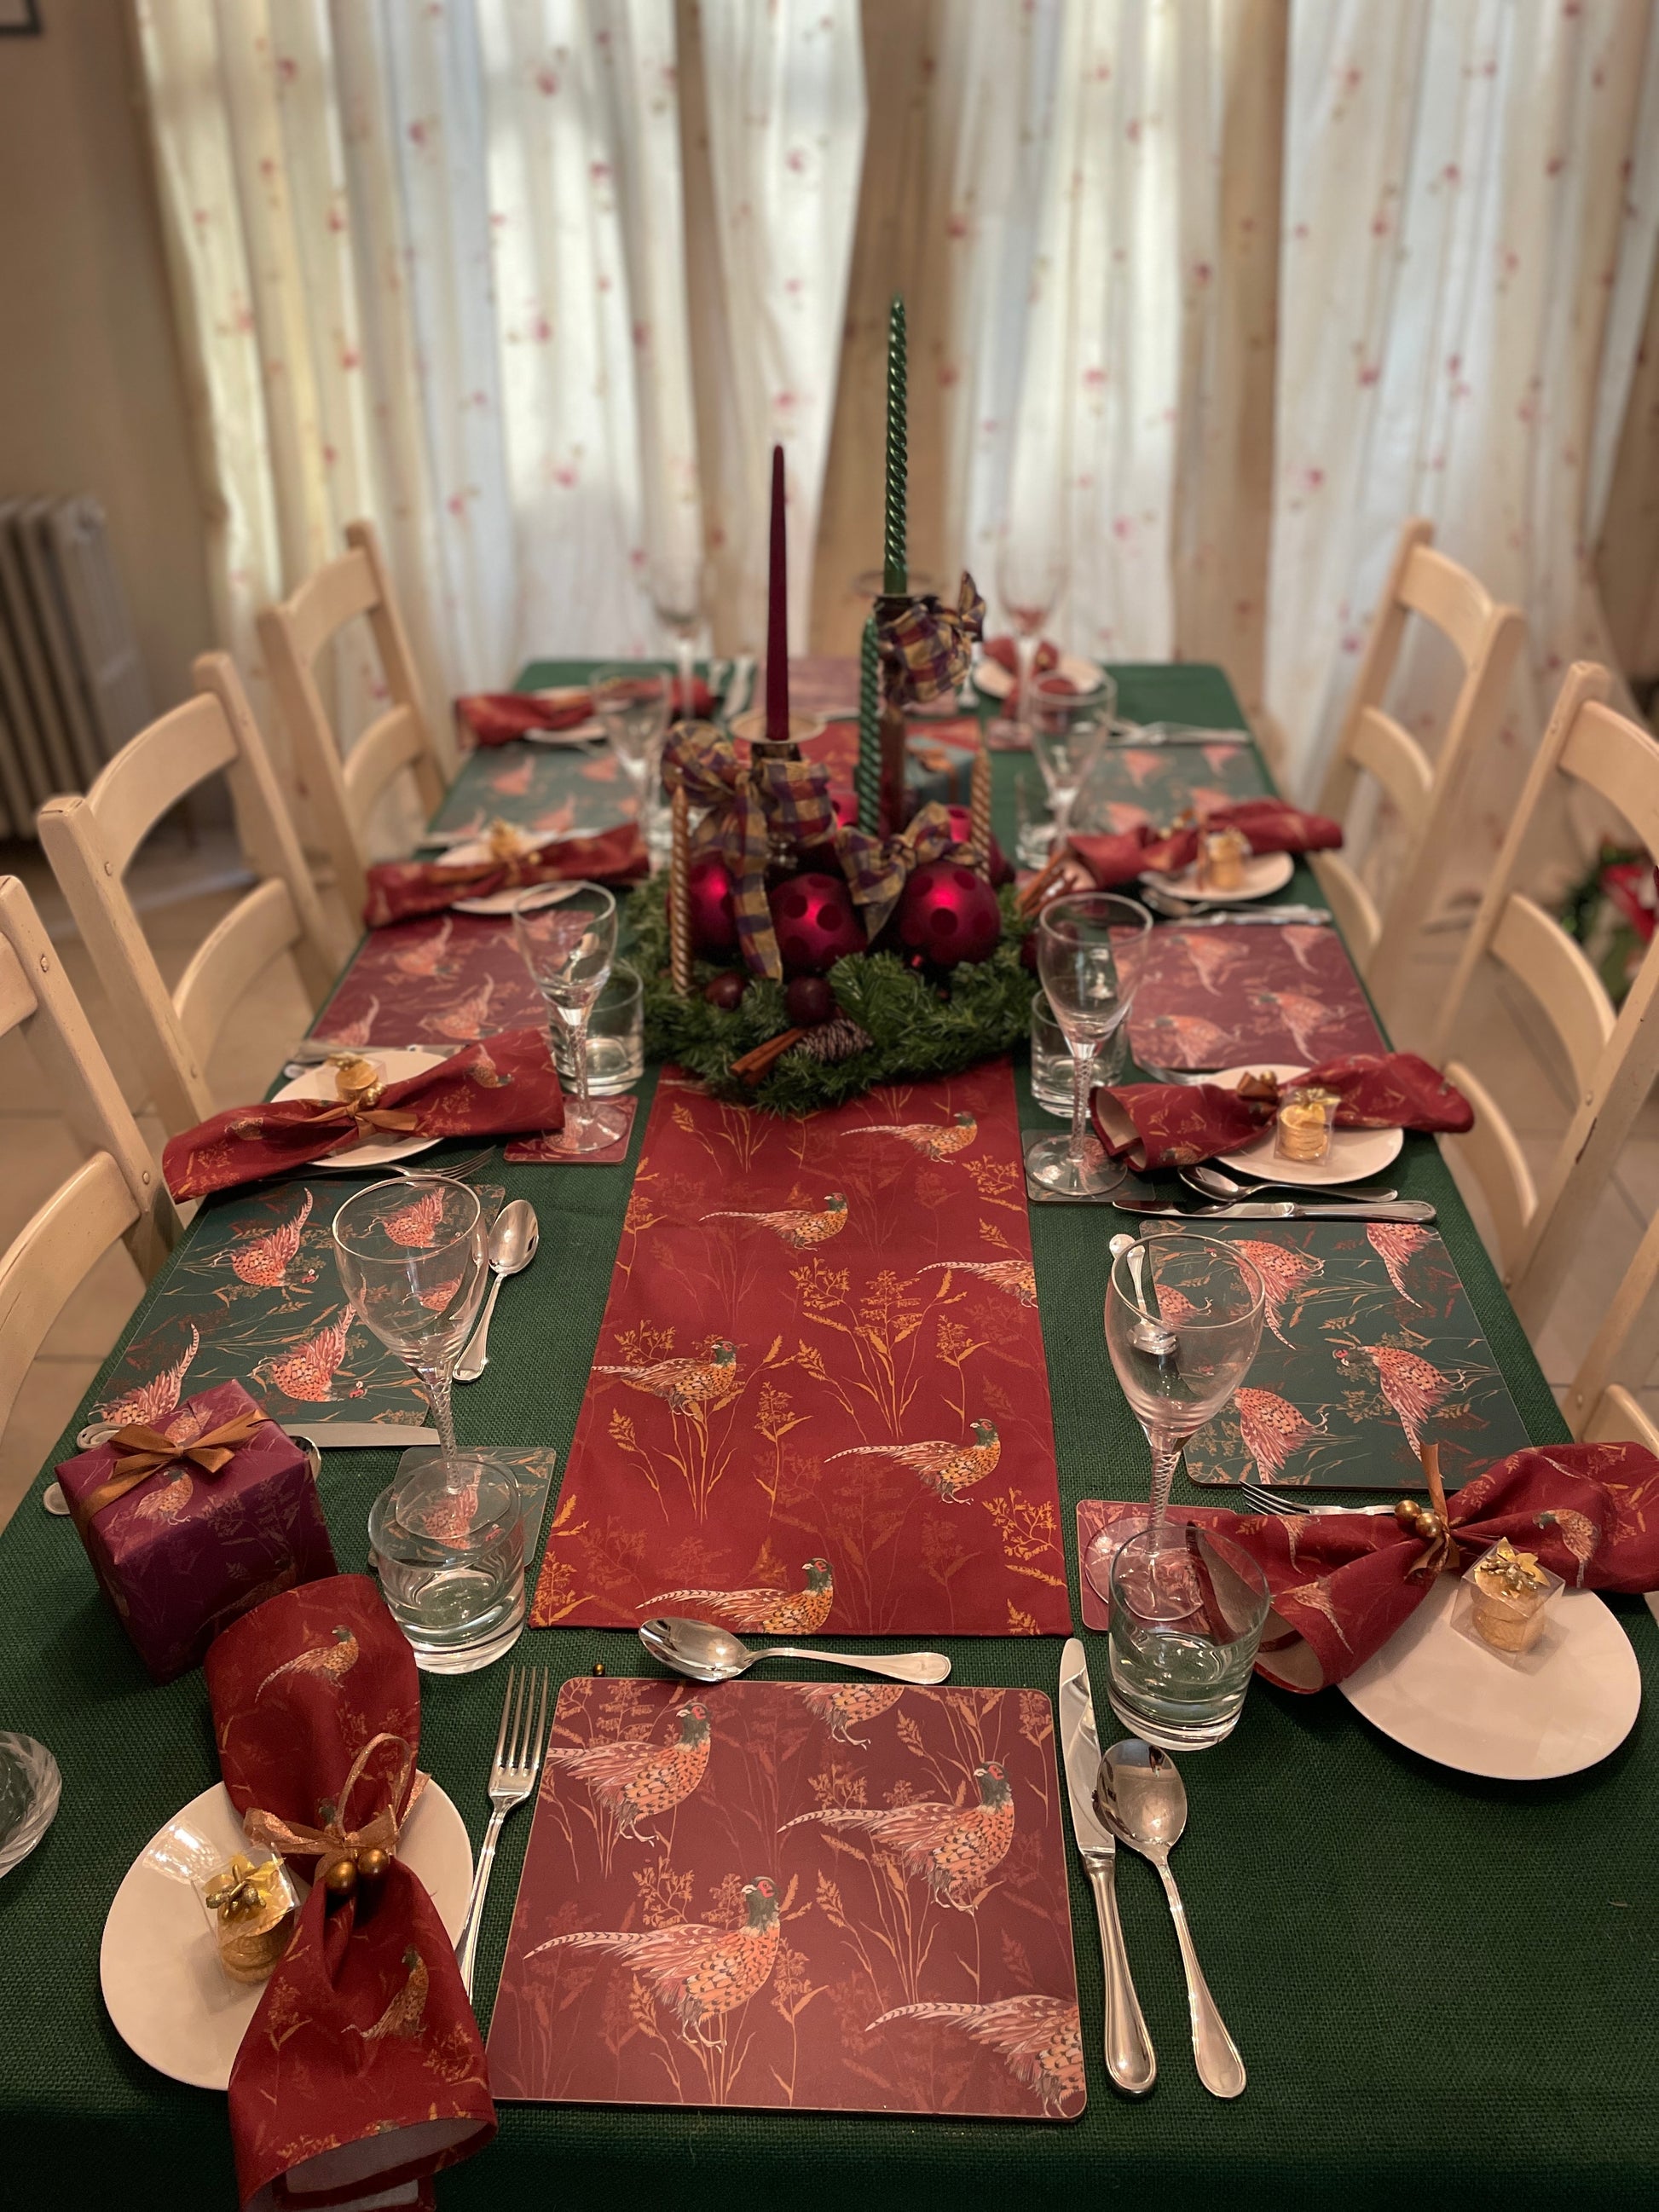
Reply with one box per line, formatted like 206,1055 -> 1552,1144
594,665 -> 673,858
989,529 -> 1068,748
1028,678 -> 1113,860
1099,1232 -> 1265,1543
513,881 -> 627,1155
648,557 -> 705,722
332,1175 -> 491,1453
1029,892 -> 1152,1196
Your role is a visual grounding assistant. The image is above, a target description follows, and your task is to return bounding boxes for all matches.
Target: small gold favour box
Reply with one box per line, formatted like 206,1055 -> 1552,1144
1275,1085 -> 1340,1164
1455,1538 -> 1564,1663
1198,824 -> 1250,893
195,1852 -> 299,1987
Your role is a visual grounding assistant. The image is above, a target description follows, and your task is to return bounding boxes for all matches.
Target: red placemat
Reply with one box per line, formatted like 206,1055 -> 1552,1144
1127,921 -> 1384,1070
487,1676 -> 1084,2120
314,912 -> 544,1048
533,1060 -> 1072,1635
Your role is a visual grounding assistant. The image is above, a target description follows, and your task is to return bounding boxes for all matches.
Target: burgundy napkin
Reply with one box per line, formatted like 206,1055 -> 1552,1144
206,1575 -> 495,2210
1069,797 -> 1343,891
457,679 -> 716,747
1087,1444 -> 1659,1691
982,635 -> 1062,684
163,1029 -> 563,1199
362,822 -> 649,927
1092,1052 -> 1473,1170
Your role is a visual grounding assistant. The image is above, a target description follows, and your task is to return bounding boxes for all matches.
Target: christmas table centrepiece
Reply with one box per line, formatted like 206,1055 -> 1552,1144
1075,1439 -> 1659,1689
361,820 -> 647,927
57,1379 -> 336,1683
205,1575 -> 495,2210
1093,1052 -> 1473,1171
487,1675 -> 1084,2120
533,1060 -> 1070,1636
1125,920 -> 1385,1071
162,1030 -> 564,1198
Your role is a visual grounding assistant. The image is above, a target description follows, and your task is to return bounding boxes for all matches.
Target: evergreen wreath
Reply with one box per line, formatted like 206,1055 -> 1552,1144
627,880 -> 1038,1112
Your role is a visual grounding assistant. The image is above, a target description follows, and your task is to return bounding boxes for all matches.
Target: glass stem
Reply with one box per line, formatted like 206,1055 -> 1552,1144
571,1015 -> 592,1124
1147,1429 -> 1182,1538
676,637 -> 696,721
1014,632 -> 1038,733
1066,1045 -> 1092,1166
418,1360 -> 457,1453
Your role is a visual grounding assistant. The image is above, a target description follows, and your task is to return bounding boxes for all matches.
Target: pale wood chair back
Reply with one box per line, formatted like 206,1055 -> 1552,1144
1315,517 -> 1525,1014
37,652 -> 338,1135
0,875 -> 179,1448
1428,660 -> 1659,1334
258,518 -> 453,920
1564,1209 -> 1659,1452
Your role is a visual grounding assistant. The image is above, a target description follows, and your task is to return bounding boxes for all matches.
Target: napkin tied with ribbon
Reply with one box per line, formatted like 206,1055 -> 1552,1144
362,821 -> 647,928
1068,797 -> 1343,890
1092,1052 -> 1474,1170
456,680 -> 715,747
163,1028 -> 564,1199
206,1575 -> 494,2212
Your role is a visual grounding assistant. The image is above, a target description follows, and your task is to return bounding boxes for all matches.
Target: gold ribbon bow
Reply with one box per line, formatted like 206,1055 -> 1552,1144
837,801 -> 962,937
666,722 -> 842,978
1400,1443 -> 1464,1581
71,1409 -> 269,1533
303,1054 -> 422,1142
243,1730 -> 417,1870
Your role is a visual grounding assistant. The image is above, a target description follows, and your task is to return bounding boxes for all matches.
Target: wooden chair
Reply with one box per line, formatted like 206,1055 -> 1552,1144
1428,661 -> 1659,1335
1314,518 -> 1525,1015
37,652 -> 338,1136
0,876 -> 178,1447
258,518 -> 454,921
1562,1209 -> 1659,1451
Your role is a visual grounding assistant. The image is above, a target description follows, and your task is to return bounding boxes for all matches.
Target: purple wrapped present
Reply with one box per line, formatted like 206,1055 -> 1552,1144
57,1378 -> 337,1683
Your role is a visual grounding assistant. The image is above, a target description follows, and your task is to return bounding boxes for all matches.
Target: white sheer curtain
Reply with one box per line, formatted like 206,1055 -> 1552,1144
134,0 -> 864,734
1268,0 -> 1659,806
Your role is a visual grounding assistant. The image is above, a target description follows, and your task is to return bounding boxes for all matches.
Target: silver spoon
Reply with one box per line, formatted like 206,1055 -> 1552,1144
639,1615 -> 951,1686
454,1199 -> 539,1383
1111,1233 -> 1177,1359
1181,1163 -> 1397,1205
1096,1739 -> 1246,2099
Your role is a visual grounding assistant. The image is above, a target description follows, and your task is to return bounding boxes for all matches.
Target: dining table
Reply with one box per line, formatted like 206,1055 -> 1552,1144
1,656 -> 1653,2211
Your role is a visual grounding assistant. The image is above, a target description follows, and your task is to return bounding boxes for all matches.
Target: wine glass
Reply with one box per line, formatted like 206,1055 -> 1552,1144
1097,1231 -> 1265,1549
989,529 -> 1068,748
332,1175 -> 491,1453
512,881 -> 627,1154
1028,892 -> 1152,1196
648,557 -> 705,721
594,664 -> 672,855
1029,676 -> 1113,856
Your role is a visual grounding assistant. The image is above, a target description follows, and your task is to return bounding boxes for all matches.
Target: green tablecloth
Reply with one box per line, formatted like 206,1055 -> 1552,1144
2,662 -> 1652,2211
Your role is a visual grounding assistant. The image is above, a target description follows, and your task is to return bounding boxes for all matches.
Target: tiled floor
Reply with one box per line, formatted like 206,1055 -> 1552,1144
2,832 -> 1655,1536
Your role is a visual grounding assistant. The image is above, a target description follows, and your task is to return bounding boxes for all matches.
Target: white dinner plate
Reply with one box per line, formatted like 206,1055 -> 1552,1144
1207,1061 -> 1403,1187
273,1048 -> 443,1170
523,719 -> 604,745
1149,851 -> 1294,905
974,651 -> 1104,701
1339,1574 -> 1641,1780
101,1778 -> 472,2090
449,865 -> 587,918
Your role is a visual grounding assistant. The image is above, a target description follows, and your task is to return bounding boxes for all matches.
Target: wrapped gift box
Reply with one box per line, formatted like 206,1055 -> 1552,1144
58,1379 -> 336,1683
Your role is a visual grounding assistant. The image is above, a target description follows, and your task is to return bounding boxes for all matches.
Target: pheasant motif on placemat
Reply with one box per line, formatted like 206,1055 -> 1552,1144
643,1557 -> 835,1636
701,1193 -> 847,1248
543,1701 -> 712,1840
97,1325 -> 200,1428
850,1112 -> 976,1158
782,1760 -> 1014,1909
828,1421 -> 1000,1503
867,1995 -> 1084,2117
529,1874 -> 781,2047
918,1258 -> 1036,1306
795,1683 -> 904,1747
595,1339 -> 737,1412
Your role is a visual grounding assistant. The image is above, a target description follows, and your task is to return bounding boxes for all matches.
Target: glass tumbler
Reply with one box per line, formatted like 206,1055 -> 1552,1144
549,959 -> 644,1096
368,1450 -> 525,1673
1030,989 -> 1129,1117
1105,1522 -> 1271,1749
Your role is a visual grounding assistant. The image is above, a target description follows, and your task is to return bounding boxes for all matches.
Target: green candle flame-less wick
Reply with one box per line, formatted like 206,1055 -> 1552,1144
883,295 -> 908,599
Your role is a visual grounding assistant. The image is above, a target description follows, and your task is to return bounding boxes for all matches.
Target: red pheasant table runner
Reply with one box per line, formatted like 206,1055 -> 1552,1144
1127,920 -> 1384,1071
533,1060 -> 1072,1635
312,912 -> 545,1050
488,1676 -> 1083,2118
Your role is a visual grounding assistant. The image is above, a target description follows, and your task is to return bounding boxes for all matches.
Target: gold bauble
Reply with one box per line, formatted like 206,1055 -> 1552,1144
356,1847 -> 390,1886
1394,1499 -> 1424,1530
321,1855 -> 358,1897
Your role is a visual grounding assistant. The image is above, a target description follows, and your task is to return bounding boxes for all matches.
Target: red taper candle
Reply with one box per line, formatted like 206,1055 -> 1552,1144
765,443 -> 789,745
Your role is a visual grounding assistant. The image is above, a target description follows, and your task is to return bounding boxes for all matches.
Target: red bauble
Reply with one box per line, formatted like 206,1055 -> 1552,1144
687,855 -> 738,957
896,859 -> 1003,969
703,971 -> 746,1011
768,870 -> 864,976
785,973 -> 834,1027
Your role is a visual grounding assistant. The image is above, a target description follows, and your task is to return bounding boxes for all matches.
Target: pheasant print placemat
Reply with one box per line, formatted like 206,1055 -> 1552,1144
1127,921 -> 1384,1071
1072,736 -> 1264,837
86,1180 -> 510,1447
429,737 -> 633,841
311,911 -> 544,1051
532,1060 -> 1072,1635
488,1676 -> 1084,2120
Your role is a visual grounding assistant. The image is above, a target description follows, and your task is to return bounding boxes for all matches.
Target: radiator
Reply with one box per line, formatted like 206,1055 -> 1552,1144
0,496 -> 152,840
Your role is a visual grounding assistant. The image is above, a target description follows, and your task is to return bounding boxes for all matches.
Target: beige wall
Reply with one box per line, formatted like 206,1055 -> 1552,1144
0,0 -> 212,719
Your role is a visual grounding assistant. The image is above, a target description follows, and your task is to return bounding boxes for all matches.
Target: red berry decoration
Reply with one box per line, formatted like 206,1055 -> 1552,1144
768,870 -> 864,976
785,973 -> 834,1027
703,971 -> 746,1011
896,860 -> 1003,969
686,855 -> 738,957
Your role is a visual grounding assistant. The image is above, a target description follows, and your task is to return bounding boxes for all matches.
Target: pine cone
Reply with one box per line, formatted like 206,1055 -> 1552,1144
789,1017 -> 875,1066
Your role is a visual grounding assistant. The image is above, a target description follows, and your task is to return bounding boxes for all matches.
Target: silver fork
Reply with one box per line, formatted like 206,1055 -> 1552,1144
1238,1478 -> 1393,1519
454,1664 -> 549,2000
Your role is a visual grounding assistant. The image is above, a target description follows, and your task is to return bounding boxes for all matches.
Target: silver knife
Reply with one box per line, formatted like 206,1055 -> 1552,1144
1158,906 -> 1331,928
1058,1638 -> 1156,2096
1108,1198 -> 1435,1222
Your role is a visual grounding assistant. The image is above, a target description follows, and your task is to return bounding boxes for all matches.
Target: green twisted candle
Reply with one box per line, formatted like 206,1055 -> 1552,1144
856,615 -> 882,833
882,294 -> 907,598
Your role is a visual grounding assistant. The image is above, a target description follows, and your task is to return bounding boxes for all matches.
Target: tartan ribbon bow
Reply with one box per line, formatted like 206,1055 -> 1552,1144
243,1731 -> 419,1870
838,801 -> 962,937
876,570 -> 986,705
666,721 -> 841,979
71,1409 -> 269,1533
